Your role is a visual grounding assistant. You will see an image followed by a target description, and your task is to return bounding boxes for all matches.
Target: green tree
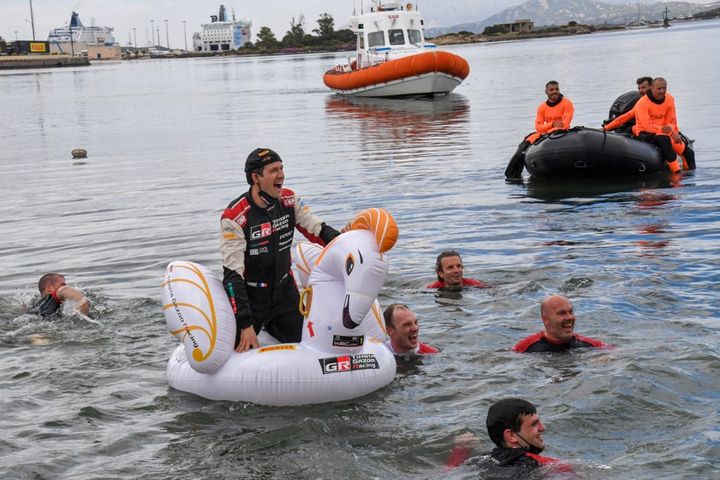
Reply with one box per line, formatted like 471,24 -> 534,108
482,24 -> 507,35
314,13 -> 335,42
303,33 -> 318,46
334,29 -> 355,44
255,26 -> 278,49
282,15 -> 306,47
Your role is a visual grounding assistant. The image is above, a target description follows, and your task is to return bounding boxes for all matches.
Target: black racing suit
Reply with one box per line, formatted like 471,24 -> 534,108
220,187 -> 339,345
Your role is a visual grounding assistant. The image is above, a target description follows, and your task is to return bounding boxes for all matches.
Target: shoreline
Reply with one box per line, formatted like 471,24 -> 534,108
0,54 -> 90,70
5,17 -> 716,67
428,16 -> 720,47
429,24 -> 625,46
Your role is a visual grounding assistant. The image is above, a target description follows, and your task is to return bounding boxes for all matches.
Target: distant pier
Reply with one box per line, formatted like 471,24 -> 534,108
0,55 -> 90,70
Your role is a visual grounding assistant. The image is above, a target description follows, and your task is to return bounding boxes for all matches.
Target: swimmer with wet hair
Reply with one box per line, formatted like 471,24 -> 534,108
34,273 -> 90,318
446,398 -> 573,474
426,251 -> 490,289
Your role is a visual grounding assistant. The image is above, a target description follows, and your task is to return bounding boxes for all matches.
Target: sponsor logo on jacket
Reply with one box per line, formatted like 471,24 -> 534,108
280,192 -> 295,208
272,214 -> 290,232
250,222 -> 272,240
234,213 -> 247,226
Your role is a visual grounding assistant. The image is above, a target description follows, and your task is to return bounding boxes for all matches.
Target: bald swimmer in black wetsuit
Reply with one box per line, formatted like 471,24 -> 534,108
513,295 -> 610,353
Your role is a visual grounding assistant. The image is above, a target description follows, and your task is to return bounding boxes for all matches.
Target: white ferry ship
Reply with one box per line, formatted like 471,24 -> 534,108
47,12 -> 116,46
193,5 -> 252,52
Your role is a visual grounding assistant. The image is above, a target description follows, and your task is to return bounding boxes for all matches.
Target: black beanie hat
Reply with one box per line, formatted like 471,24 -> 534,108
245,148 -> 282,184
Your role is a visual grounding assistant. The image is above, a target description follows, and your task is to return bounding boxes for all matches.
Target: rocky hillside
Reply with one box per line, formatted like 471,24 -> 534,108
425,0 -> 719,36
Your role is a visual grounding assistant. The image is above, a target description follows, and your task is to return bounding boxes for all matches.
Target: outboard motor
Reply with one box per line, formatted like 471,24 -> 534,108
605,91 -> 641,134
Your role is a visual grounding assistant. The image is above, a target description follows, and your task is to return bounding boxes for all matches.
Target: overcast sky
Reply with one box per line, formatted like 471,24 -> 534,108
1,1 -> 716,46
0,0 -> 525,46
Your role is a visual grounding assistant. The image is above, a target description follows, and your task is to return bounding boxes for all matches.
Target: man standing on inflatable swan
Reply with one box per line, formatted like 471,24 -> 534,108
220,148 -> 341,352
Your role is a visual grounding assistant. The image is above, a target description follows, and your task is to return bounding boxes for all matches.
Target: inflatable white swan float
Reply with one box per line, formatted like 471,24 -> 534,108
161,208 -> 398,405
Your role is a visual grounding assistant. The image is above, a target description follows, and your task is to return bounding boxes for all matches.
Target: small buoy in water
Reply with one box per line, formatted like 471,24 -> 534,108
71,148 -> 87,159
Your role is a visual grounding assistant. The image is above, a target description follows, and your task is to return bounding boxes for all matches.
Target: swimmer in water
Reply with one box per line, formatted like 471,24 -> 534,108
512,295 -> 611,353
383,304 -> 438,357
446,398 -> 573,475
32,273 -> 90,318
426,251 -> 490,290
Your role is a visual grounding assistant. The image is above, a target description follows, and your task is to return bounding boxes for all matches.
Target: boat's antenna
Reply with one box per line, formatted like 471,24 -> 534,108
361,0 -> 364,15
353,0 -> 356,16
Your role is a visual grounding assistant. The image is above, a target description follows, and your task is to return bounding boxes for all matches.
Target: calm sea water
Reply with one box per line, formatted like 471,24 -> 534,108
1,20 -> 719,479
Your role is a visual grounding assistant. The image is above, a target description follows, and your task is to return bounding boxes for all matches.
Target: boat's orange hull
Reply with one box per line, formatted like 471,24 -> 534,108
323,50 -> 470,93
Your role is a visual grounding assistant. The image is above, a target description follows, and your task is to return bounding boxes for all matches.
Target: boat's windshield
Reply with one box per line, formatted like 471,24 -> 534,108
408,29 -> 422,44
388,29 -> 405,45
368,31 -> 385,48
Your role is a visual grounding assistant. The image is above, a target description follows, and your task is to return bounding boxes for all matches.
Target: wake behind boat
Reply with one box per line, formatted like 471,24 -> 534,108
323,1 -> 470,97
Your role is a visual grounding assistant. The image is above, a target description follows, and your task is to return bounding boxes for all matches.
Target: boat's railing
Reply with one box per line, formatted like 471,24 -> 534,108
362,43 -> 436,67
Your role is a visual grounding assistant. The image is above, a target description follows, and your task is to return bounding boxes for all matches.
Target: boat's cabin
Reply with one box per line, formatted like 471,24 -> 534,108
349,1 -> 435,68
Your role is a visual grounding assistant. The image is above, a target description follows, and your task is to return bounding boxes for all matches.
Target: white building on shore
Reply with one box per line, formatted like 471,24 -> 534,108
194,5 -> 251,52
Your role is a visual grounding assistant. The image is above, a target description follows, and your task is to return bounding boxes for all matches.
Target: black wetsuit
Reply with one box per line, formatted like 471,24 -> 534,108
466,447 -> 562,479
32,295 -> 62,318
513,332 -> 608,353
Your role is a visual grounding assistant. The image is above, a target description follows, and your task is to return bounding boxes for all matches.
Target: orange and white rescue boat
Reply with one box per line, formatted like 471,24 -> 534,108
323,1 -> 470,97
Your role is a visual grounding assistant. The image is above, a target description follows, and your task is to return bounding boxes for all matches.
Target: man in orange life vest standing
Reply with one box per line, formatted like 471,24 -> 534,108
505,81 -> 575,178
604,77 -> 695,173
220,148 -> 341,352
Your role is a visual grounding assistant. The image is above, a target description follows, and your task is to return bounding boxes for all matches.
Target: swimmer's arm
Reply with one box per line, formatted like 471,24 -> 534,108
56,286 -> 90,315
445,432 -> 481,468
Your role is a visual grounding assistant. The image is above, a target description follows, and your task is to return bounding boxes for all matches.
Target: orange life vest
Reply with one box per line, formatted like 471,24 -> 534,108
528,96 -> 574,143
632,92 -> 679,137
